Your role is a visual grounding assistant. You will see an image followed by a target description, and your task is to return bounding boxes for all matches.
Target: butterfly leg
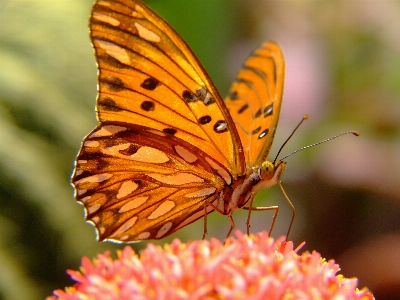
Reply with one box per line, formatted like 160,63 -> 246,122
278,181 -> 295,240
244,193 -> 255,234
204,201 -> 235,242
225,214 -> 235,241
242,203 -> 279,237
242,182 -> 295,240
202,203 -> 208,240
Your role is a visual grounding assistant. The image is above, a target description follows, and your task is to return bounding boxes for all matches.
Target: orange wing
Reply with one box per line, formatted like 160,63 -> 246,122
90,0 -> 245,176
224,42 -> 285,167
72,123 -> 229,241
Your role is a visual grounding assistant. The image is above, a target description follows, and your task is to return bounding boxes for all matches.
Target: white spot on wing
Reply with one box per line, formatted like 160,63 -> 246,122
92,13 -> 120,26
97,0 -> 110,7
156,222 -> 173,238
120,235 -> 129,241
148,173 -> 204,185
205,157 -> 231,185
148,200 -> 175,219
196,87 -> 207,99
95,39 -> 130,65
102,143 -> 129,156
80,196 -> 91,203
101,144 -> 170,164
116,181 -> 139,199
88,204 -> 101,214
215,121 -> 227,132
77,189 -> 87,195
90,125 -> 127,138
132,6 -> 144,18
135,4 -> 144,12
119,196 -> 148,213
203,92 -> 213,105
265,106 -> 273,115
174,145 -> 197,163
137,232 -> 151,240
109,217 -> 138,238
185,187 -> 216,198
134,22 -> 161,42
92,216 -> 100,224
84,140 -> 100,148
75,173 -> 113,184
131,146 -> 169,163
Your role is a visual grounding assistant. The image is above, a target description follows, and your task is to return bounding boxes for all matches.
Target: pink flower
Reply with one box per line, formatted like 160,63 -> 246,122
47,231 -> 374,300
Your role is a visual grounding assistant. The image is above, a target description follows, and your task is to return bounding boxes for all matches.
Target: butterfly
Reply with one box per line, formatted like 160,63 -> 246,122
72,0 -> 288,242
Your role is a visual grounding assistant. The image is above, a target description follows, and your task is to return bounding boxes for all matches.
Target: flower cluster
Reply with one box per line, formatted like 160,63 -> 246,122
48,231 -> 374,299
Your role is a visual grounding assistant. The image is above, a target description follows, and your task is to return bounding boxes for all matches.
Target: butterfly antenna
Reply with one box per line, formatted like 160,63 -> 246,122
273,115 -> 309,164
279,131 -> 360,161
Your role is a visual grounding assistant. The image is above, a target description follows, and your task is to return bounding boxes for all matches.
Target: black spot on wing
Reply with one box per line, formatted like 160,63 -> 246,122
97,159 -> 110,170
101,76 -> 125,92
140,77 -> 159,90
228,91 -> 239,100
214,120 -> 228,133
195,88 -> 215,106
115,127 -> 140,139
236,78 -> 251,86
203,94 -> 215,106
163,128 -> 177,135
78,152 -> 103,161
119,144 -> 139,156
258,129 -> 269,139
264,103 -> 273,118
198,115 -> 211,125
140,101 -> 155,111
100,54 -> 128,69
98,97 -> 123,112
195,87 -> 207,99
237,104 -> 249,114
252,127 -> 261,135
182,90 -> 197,102
103,139 -> 120,147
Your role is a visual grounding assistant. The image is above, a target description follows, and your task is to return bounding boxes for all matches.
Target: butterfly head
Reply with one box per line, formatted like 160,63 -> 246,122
260,160 -> 286,181
250,160 -> 286,194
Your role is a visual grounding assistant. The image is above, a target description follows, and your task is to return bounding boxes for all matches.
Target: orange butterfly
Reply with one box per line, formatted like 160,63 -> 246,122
72,0 -> 288,242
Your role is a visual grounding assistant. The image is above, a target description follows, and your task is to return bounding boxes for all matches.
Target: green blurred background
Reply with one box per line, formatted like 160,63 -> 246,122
1,0 -> 399,299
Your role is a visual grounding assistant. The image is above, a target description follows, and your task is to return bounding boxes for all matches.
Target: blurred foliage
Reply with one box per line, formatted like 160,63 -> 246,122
1,0 -> 399,299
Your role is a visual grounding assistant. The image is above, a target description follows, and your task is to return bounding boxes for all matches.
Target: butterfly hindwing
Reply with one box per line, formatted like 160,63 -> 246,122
72,123 -> 229,241
224,42 -> 285,166
90,0 -> 245,176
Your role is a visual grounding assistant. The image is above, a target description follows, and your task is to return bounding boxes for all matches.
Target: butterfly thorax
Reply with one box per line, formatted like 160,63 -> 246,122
220,160 -> 286,215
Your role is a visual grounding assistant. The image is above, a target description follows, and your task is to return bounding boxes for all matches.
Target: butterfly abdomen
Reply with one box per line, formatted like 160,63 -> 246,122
221,172 -> 260,215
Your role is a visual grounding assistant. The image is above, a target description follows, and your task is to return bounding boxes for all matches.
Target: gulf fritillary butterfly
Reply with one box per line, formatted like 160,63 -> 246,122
72,0 -> 289,242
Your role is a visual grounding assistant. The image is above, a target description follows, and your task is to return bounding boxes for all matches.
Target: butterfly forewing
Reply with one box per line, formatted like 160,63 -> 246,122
72,123 -> 227,241
90,0 -> 245,176
224,42 -> 285,166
